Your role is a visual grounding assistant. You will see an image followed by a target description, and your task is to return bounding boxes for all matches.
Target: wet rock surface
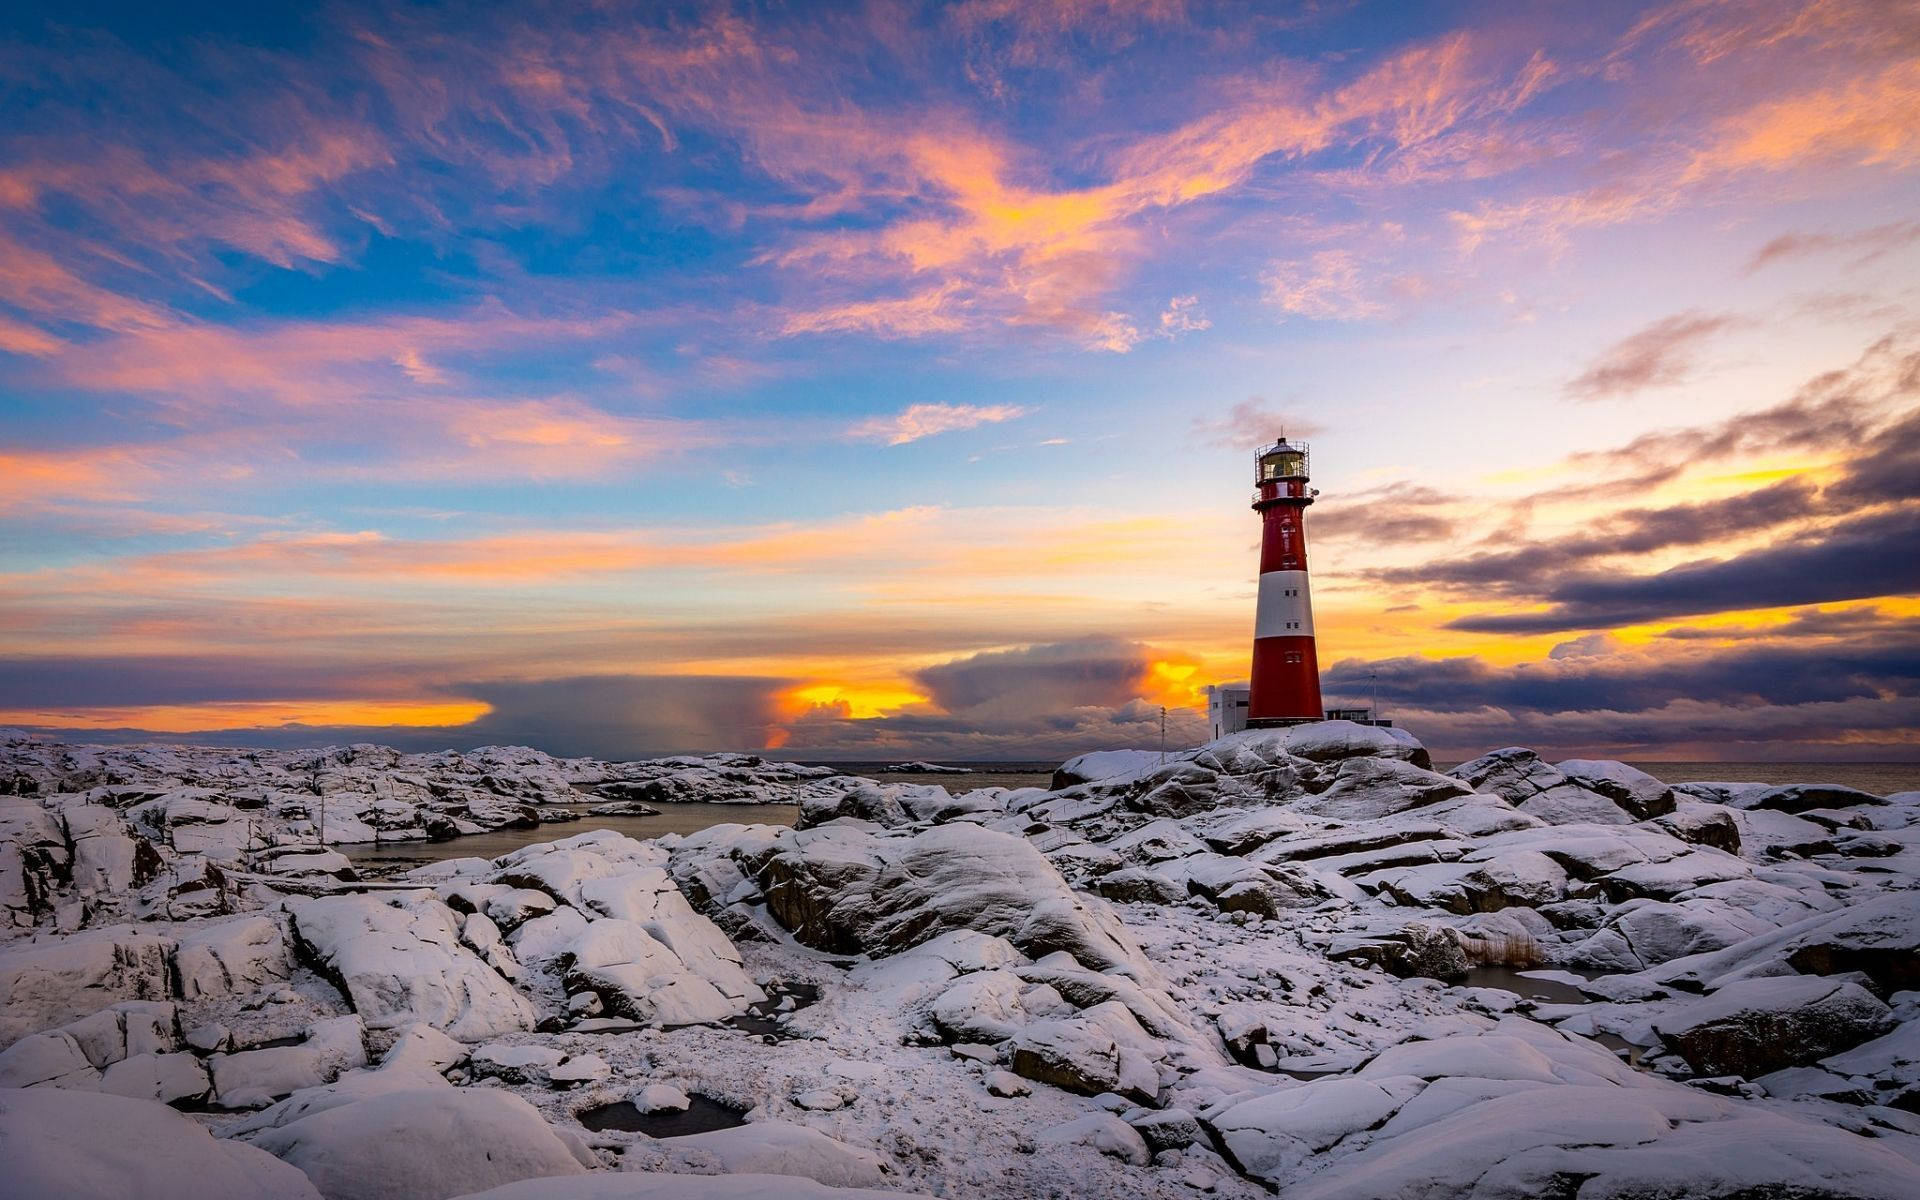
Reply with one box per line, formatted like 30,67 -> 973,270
1,724 -> 1917,1199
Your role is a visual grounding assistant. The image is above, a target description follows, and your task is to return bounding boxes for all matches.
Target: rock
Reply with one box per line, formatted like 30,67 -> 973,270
1327,923 -> 1468,982
1037,1112 -> 1152,1164
1729,784 -> 1886,814
1209,1074 -> 1426,1181
0,1028 -> 101,1088
1653,804 -> 1742,853
209,1016 -> 367,1109
1052,750 -> 1167,790
453,1175 -> 926,1199
187,1023 -> 231,1053
483,889 -> 557,931
931,969 -> 1033,1043
244,1086 -> 585,1200
985,1070 -> 1030,1097
0,926 -> 174,1046
1653,976 -> 1896,1077
726,822 -> 1159,983
288,892 -> 535,1040
1781,894 -> 1920,992
657,1121 -> 890,1189
560,918 -> 748,1026
99,1051 -> 210,1104
173,915 -> 291,1000
1,1088 -> 323,1198
547,1054 -> 609,1087
1008,1001 -> 1162,1102
379,1023 -> 467,1073
1555,759 -> 1677,819
794,1088 -> 845,1110
470,1042 -> 568,1085
633,1082 -> 691,1112
1091,868 -> 1187,905
1131,1106 -> 1204,1153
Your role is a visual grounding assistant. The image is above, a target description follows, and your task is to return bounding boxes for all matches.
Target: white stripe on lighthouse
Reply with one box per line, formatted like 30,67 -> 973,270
1255,570 -> 1315,639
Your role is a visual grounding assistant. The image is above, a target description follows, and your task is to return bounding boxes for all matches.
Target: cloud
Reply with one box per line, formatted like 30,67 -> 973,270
1372,479 -> 1821,596
1310,483 -> 1461,546
1565,310 -> 1742,400
847,402 -> 1029,446
1746,219 -> 1920,272
1445,504 -> 1920,634
913,636 -> 1155,717
1158,295 -> 1210,336
1189,398 -> 1324,450
1263,251 -> 1388,321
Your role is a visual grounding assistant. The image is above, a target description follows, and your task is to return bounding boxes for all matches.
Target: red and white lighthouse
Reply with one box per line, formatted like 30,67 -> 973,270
1247,438 -> 1323,725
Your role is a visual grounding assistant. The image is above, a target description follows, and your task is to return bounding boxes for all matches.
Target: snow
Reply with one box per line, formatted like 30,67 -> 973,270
2,727 -> 1918,1198
0,1086 -> 323,1199
654,1121 -> 892,1188
244,1086 -> 586,1200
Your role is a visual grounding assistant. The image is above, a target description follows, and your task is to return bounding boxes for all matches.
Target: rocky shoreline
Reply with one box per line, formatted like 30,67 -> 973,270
2,722 -> 1917,1198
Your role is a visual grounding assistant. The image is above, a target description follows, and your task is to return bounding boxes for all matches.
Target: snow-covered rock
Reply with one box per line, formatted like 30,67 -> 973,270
244,1086 -> 585,1200
1652,975 -> 1896,1077
0,1086 -> 323,1199
288,892 -> 535,1040
654,1121 -> 890,1190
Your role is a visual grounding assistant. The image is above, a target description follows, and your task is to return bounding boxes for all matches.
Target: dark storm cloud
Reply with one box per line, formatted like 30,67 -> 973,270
1444,505 -> 1920,634
1326,627 -> 1920,716
450,675 -> 791,758
913,637 -> 1151,716
1374,481 -> 1819,595
1827,405 -> 1920,506
1565,311 -> 1741,400
0,656 -> 395,707
1659,606 -> 1920,641
1311,483 -> 1460,546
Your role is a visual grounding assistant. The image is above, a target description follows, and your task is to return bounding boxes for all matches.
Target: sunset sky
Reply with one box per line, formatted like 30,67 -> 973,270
2,0 -> 1917,761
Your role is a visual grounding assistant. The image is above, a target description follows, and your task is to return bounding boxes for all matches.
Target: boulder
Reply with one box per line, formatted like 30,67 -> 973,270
1555,759 -> 1677,819
0,1086 -> 323,1199
656,1121 -> 890,1190
1209,1074 -> 1426,1181
0,1029 -> 101,1088
209,1016 -> 368,1109
1008,1001 -> 1162,1102
245,1086 -> 585,1200
99,1051 -> 210,1105
173,915 -> 291,1000
1036,1113 -> 1152,1165
288,892 -> 535,1040
0,926 -> 174,1046
1653,976 -> 1896,1077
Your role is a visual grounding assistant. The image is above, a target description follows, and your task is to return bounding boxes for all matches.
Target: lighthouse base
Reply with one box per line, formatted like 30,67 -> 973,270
1246,714 -> 1397,729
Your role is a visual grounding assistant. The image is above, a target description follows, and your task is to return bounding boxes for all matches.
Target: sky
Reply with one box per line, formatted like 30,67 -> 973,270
1,0 -> 1917,763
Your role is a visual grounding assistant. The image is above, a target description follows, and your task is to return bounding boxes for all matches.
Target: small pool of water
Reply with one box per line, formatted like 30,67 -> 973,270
1456,965 -> 1591,1006
343,802 -> 798,872
576,1094 -> 748,1136
726,982 -> 821,1040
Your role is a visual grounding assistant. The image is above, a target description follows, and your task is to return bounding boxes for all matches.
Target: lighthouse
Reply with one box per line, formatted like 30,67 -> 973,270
1246,437 -> 1324,725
